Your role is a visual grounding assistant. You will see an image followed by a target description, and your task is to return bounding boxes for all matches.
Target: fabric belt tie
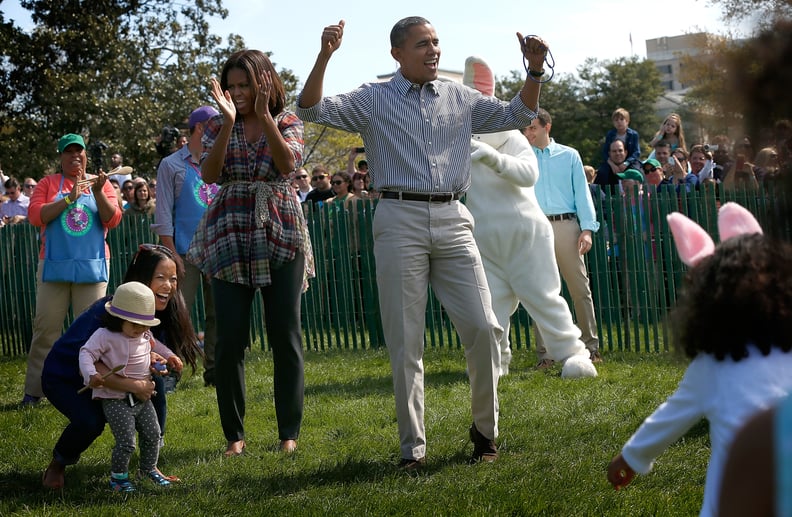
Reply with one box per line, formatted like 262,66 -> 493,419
547,212 -> 577,222
223,180 -> 275,228
380,191 -> 464,202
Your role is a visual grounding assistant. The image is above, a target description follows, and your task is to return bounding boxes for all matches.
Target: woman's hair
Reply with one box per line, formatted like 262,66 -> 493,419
220,49 -> 286,117
122,246 -> 201,370
133,182 -> 150,208
672,233 -> 792,361
753,147 -> 779,171
333,171 -> 352,186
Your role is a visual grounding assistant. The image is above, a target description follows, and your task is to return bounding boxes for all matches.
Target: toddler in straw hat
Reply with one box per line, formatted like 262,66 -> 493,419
78,281 -> 183,492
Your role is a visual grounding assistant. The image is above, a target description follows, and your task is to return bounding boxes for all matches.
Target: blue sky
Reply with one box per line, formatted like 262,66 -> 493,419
3,0 -> 749,95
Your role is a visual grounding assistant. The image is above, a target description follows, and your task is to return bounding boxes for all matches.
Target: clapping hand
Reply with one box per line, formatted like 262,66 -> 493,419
254,71 -> 273,120
210,77 -> 236,123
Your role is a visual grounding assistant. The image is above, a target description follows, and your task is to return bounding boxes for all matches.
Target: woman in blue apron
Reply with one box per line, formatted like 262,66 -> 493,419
22,133 -> 123,405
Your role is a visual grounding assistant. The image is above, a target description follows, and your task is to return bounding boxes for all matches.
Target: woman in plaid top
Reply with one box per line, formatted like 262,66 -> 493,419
187,49 -> 313,457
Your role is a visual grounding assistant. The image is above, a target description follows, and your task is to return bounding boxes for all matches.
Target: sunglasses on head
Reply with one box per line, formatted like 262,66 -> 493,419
132,243 -> 175,266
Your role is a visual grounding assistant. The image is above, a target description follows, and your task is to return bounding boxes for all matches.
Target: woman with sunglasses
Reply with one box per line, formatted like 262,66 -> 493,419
187,49 -> 313,457
40,244 -> 201,489
327,171 -> 356,206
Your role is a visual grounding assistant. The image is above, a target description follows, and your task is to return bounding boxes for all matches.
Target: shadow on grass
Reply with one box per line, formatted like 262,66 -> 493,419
304,368 -> 470,398
0,446 -> 478,511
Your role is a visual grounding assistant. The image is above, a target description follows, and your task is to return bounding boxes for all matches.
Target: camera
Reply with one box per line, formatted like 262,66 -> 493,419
156,125 -> 181,157
88,140 -> 109,173
703,144 -> 719,152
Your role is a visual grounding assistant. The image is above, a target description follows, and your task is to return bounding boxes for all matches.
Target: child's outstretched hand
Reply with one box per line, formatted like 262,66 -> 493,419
607,453 -> 636,490
166,355 -> 184,373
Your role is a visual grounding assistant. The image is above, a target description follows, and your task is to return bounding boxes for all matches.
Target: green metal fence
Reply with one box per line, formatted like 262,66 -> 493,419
1,187 -> 789,357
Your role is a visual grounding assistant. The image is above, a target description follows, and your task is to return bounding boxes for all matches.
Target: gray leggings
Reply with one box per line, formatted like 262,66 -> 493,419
102,398 -> 161,474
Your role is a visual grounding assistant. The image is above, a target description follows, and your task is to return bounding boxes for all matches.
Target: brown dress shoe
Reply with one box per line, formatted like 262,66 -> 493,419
469,423 -> 498,463
42,458 -> 65,489
224,440 -> 246,457
397,457 -> 426,471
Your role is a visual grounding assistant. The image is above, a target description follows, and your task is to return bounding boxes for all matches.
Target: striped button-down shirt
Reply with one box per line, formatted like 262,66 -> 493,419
297,70 -> 537,194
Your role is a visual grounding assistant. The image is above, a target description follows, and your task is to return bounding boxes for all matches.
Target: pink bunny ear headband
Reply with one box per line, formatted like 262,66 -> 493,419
666,202 -> 763,266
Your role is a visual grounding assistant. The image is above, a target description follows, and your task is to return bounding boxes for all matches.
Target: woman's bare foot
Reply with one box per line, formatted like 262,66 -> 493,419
280,439 -> 297,453
224,440 -> 246,457
42,458 -> 65,489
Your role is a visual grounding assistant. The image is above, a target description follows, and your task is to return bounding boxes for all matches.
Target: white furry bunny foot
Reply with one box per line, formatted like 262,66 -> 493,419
560,354 -> 598,378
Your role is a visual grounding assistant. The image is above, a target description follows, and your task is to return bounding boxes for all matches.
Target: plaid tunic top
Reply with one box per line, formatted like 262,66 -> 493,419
187,111 -> 314,287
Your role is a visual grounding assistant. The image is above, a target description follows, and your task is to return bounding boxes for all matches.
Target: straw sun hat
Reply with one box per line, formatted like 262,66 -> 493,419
105,281 -> 161,327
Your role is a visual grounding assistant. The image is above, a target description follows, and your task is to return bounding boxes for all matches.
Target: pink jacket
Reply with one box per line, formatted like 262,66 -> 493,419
78,327 -> 175,400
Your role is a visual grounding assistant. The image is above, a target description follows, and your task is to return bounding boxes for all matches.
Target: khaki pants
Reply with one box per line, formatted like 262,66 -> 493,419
536,218 -> 599,357
373,199 -> 501,461
24,261 -> 108,398
180,257 -> 216,372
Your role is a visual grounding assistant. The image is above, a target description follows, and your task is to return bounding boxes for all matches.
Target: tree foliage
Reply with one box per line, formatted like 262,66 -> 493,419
705,0 -> 792,28
0,0 -> 249,179
495,57 -> 663,167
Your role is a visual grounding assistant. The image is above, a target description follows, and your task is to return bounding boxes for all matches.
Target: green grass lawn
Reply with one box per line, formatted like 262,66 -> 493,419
0,347 -> 707,516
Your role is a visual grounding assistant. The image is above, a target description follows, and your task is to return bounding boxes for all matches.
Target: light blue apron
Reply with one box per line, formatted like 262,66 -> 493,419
42,175 -> 107,283
174,156 -> 218,255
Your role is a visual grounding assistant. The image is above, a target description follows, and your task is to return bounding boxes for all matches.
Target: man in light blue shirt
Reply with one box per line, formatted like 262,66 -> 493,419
525,108 -> 602,364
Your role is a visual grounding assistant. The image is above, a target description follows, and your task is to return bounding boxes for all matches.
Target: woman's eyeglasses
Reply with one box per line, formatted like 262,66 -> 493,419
331,180 -> 345,186
132,243 -> 175,265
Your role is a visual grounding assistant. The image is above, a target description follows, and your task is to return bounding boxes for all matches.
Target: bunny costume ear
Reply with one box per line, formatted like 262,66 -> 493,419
667,212 -> 715,266
463,56 -> 495,96
718,202 -> 763,241
667,202 -> 763,266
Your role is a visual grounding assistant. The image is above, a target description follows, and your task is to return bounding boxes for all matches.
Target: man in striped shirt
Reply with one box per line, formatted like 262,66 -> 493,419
297,16 -> 549,469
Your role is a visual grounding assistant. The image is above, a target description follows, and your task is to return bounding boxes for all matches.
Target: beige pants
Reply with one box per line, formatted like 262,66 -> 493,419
536,219 -> 599,358
180,257 -> 216,371
373,199 -> 501,461
24,261 -> 108,398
